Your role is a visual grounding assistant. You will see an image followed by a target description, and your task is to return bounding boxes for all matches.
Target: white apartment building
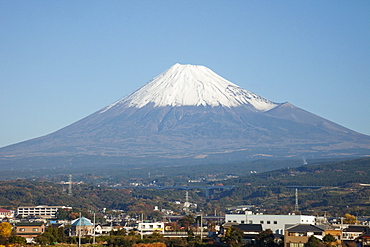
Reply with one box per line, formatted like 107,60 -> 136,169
137,222 -> 165,235
225,213 -> 316,234
17,205 -> 72,219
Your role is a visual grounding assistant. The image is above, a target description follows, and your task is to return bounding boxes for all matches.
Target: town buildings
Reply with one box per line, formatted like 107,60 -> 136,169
225,213 -> 316,234
1,204 -> 370,246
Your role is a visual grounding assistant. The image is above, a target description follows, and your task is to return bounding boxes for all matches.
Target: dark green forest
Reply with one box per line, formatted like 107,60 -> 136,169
1,157 -> 370,217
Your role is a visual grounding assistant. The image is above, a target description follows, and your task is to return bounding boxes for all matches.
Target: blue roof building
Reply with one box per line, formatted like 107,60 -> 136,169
72,217 -> 93,226
71,217 -> 94,236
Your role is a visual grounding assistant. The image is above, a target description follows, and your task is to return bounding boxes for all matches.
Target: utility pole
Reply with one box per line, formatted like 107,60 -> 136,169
140,213 -> 143,239
200,213 -> 203,241
78,212 -> 81,247
93,213 -> 96,245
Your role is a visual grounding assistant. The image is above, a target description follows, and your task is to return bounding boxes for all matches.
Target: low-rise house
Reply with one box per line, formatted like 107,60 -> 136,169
325,229 -> 342,246
343,226 -> 369,241
0,208 -> 14,219
137,222 -> 165,235
284,224 -> 326,247
356,231 -> 370,247
95,223 -> 122,235
233,224 -> 263,244
15,222 -> 45,243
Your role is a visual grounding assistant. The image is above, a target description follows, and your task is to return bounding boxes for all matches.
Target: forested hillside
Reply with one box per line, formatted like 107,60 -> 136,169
226,157 -> 370,186
1,158 -> 370,217
219,157 -> 370,215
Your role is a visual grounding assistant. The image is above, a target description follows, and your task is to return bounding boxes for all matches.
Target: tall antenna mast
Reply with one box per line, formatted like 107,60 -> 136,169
184,191 -> 190,215
295,188 -> 299,212
68,174 -> 72,196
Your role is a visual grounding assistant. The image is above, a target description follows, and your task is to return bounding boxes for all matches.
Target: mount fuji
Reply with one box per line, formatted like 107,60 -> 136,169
1,64 -> 369,168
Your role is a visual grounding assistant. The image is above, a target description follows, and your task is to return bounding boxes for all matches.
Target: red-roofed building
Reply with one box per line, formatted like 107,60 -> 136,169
0,208 -> 14,219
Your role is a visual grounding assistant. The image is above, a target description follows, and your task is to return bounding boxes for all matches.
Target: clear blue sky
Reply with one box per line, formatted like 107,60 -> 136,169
1,1 -> 369,148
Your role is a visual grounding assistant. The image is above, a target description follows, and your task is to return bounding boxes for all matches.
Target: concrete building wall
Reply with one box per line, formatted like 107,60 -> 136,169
17,205 -> 72,219
225,214 -> 316,234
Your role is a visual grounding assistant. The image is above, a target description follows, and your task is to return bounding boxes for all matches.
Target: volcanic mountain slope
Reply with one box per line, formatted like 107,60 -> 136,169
1,64 -> 369,165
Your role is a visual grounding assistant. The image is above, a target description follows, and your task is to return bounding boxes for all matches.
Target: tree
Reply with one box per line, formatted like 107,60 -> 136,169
323,234 -> 337,246
68,212 -> 80,220
178,215 -> 194,231
8,235 -> 26,244
133,243 -> 166,247
0,222 -> 12,238
305,236 -> 322,247
164,237 -> 187,247
56,208 -> 69,220
35,232 -> 56,245
146,232 -> 164,242
256,229 -> 276,247
343,214 -> 358,224
111,228 -> 127,236
148,210 -> 163,222
34,226 -> 67,244
207,219 -> 216,232
225,226 -> 243,247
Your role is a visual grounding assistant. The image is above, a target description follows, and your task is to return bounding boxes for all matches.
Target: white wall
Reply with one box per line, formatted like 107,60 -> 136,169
225,214 -> 316,234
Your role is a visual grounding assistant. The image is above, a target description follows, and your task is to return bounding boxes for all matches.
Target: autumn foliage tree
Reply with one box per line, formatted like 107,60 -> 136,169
0,222 -> 13,245
343,214 -> 358,224
0,222 -> 12,238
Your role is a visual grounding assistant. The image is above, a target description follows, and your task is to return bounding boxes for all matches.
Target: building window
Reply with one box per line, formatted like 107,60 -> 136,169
289,243 -> 304,247
249,220 -> 253,224
19,228 -> 25,232
149,225 -> 153,229
241,221 -> 245,223
274,221 -> 278,224
260,221 -> 264,224
267,221 -> 271,224
33,228 -> 39,231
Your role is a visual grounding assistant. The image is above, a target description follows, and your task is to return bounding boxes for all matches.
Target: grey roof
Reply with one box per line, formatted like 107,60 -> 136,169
234,224 -> 263,232
286,224 -> 325,233
344,226 -> 369,233
16,222 -> 44,226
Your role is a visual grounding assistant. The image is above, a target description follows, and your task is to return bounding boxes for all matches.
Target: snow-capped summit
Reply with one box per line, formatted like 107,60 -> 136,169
102,63 -> 279,112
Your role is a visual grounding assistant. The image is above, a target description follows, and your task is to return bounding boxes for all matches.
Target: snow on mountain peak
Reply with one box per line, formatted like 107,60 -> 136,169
101,63 -> 279,112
